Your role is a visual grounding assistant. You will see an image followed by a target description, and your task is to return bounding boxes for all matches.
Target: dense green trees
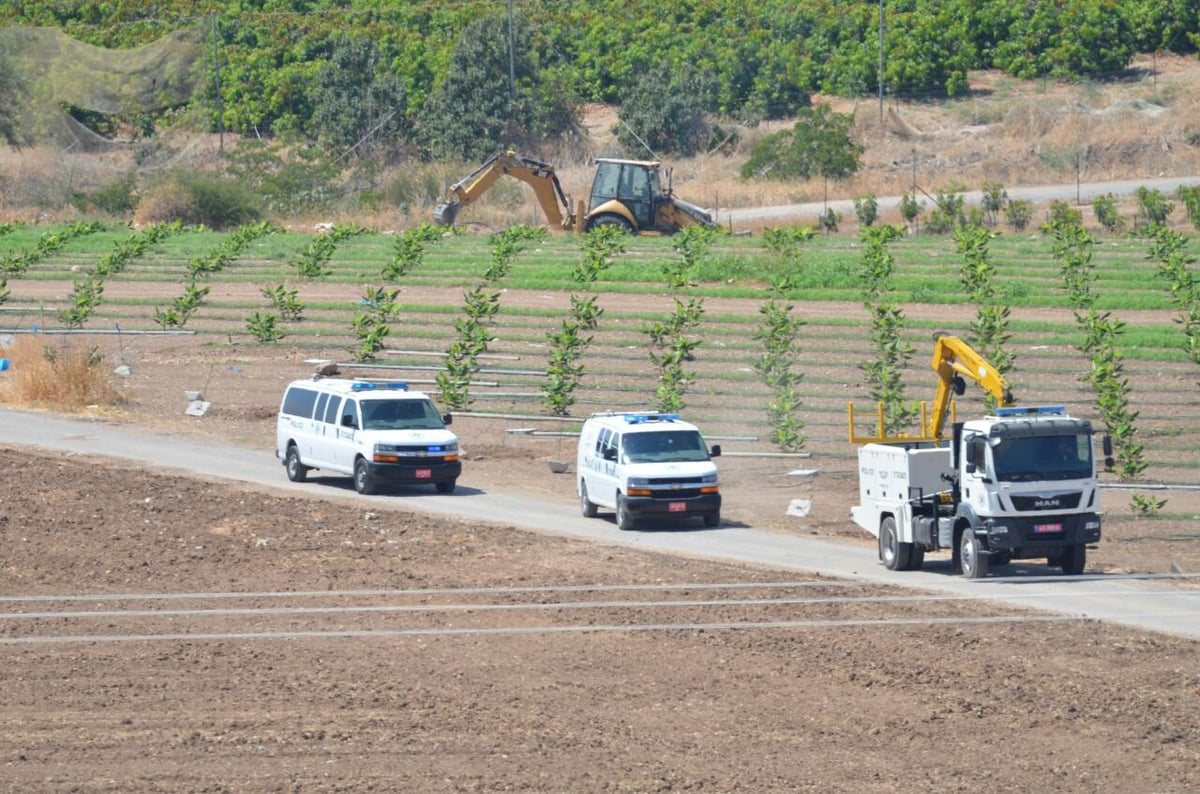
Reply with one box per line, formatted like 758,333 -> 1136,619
309,35 -> 410,159
0,0 -> 1196,160
415,11 -> 573,161
0,49 -> 26,148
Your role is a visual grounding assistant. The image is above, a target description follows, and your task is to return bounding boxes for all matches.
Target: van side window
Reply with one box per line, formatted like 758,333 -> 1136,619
282,387 -> 317,418
314,393 -> 329,421
340,399 -> 358,429
324,396 -> 342,424
598,429 -> 617,460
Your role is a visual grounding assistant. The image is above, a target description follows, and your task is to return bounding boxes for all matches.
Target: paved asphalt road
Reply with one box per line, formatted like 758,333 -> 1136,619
4,407 -> 1199,641
717,175 -> 1200,228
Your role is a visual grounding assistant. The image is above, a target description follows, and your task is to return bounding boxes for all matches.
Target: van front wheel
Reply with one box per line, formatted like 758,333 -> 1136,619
285,445 -> 308,483
354,458 -> 377,495
616,495 -> 636,531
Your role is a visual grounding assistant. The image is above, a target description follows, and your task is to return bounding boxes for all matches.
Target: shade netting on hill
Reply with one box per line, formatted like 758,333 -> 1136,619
1,27 -> 203,151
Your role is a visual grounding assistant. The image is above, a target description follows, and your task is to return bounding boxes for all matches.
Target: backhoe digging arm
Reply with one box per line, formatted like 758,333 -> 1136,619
434,151 -> 575,230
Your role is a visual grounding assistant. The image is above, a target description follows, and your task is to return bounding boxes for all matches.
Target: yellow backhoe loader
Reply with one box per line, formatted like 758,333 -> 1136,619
433,150 -> 715,234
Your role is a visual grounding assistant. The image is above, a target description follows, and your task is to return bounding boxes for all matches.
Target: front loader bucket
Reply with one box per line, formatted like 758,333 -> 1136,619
433,201 -> 460,227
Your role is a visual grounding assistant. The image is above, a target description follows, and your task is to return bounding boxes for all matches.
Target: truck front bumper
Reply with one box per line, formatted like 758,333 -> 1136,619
983,512 -> 1102,551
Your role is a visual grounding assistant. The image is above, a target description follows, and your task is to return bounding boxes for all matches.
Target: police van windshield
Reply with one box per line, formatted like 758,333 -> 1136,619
360,398 -> 444,430
992,434 -> 1092,482
622,430 -> 710,463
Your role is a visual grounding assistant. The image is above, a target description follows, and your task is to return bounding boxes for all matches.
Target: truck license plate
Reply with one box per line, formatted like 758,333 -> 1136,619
415,469 -> 432,479
1034,522 -> 1062,533
668,502 -> 687,512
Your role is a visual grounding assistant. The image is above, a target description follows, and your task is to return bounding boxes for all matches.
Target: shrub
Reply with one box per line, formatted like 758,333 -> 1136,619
90,173 -> 139,215
1005,199 -> 1034,230
1092,193 -> 1124,232
135,174 -> 261,230
134,178 -> 200,226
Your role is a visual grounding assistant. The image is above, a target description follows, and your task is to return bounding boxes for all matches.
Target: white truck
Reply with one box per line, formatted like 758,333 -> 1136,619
849,335 -> 1111,578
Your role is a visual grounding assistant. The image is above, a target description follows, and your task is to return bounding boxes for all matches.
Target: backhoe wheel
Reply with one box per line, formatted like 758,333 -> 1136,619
879,516 -> 911,571
959,531 -> 989,580
1060,543 -> 1087,575
589,214 -> 633,234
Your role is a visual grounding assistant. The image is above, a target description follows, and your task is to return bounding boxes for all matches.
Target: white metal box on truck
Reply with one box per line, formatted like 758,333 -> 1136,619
851,442 -> 953,544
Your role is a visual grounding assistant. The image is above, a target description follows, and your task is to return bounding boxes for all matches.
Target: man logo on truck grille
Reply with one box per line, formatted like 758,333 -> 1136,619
1034,498 -> 1061,509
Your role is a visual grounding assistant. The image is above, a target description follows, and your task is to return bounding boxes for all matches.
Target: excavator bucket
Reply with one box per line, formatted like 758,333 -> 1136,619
433,201 -> 460,227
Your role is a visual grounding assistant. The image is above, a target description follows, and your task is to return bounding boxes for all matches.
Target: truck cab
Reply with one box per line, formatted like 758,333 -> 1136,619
953,407 -> 1103,575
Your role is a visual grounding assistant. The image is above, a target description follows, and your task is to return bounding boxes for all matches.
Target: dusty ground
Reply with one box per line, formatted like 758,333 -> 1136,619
3,284 -> 1200,792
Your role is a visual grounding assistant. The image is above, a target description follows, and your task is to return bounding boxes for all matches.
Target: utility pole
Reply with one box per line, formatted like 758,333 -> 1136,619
878,0 -> 884,130
507,0 -> 516,102
211,13 -> 224,152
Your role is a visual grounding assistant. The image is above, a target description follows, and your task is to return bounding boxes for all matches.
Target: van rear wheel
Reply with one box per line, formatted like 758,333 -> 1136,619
579,481 -> 598,518
353,458 -> 377,495
285,445 -> 308,483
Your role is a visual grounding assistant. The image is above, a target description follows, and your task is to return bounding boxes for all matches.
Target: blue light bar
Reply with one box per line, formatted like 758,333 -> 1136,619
351,380 -> 409,391
623,412 -> 681,424
994,405 -> 1065,417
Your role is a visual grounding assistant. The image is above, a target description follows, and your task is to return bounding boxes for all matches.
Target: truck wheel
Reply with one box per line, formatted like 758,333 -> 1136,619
616,494 -> 636,531
905,545 -> 926,571
353,458 -> 377,495
959,531 -> 989,580
285,445 -> 308,483
579,481 -> 598,517
435,479 -> 456,494
1060,543 -> 1087,575
702,511 -> 720,528
879,517 -> 911,571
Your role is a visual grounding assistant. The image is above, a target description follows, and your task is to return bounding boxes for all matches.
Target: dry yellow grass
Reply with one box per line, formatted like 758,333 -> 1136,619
0,336 -> 126,411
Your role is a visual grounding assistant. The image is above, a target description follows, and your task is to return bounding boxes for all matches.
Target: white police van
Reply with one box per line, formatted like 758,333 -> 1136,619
576,411 -> 721,530
276,377 -> 461,495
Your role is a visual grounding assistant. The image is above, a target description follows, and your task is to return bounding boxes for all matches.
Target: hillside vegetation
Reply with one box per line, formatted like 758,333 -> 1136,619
0,3 -> 1199,230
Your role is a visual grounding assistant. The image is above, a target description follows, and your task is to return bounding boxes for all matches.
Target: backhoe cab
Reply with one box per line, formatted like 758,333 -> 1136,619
433,151 -> 715,235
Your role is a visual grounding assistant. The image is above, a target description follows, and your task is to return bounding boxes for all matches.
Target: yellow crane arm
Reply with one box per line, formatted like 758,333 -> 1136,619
928,334 -> 1015,439
434,151 -> 575,230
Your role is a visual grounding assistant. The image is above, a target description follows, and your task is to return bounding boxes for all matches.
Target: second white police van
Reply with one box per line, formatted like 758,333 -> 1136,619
576,411 -> 721,530
276,377 -> 461,495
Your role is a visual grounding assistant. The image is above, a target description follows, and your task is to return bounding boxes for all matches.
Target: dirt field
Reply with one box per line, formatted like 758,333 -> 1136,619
3,291 -> 1200,792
